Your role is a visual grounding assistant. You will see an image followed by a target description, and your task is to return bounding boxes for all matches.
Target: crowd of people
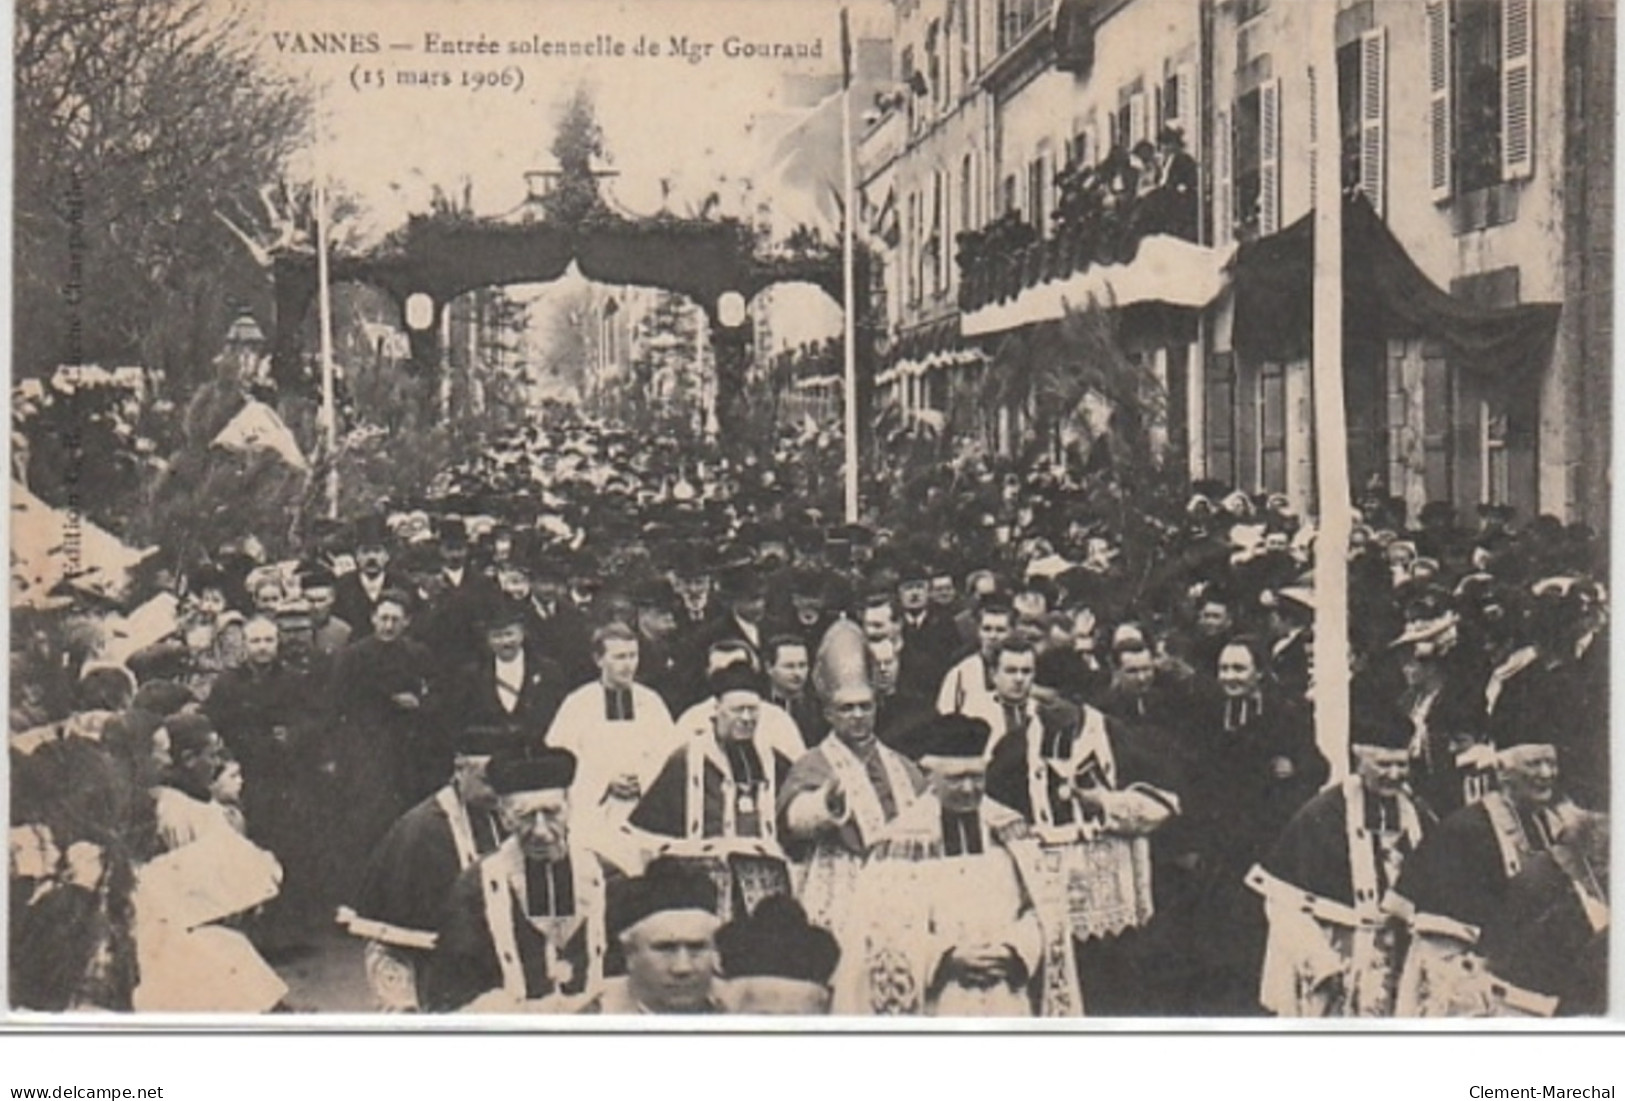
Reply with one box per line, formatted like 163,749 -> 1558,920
8,414 -> 1610,1017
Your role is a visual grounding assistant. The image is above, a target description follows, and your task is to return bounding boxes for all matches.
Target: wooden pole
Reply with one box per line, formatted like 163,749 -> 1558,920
315,171 -> 339,519
840,8 -> 860,524
1310,0 -> 1351,779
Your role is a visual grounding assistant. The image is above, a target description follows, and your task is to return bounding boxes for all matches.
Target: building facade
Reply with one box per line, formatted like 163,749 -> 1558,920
863,0 -> 1612,528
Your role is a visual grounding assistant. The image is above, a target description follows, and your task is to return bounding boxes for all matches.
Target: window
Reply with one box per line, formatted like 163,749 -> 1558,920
998,0 -> 1045,54
1002,173 -> 1018,215
960,154 -> 974,231
906,191 -> 920,305
926,19 -> 943,114
1484,403 -> 1510,504
1233,90 -> 1261,238
1160,65 -> 1196,140
958,0 -> 973,88
901,45 -> 918,133
1456,0 -> 1502,194
1236,0 -> 1269,23
1337,29 -> 1387,212
1422,352 -> 1453,503
930,168 -> 947,296
1231,79 -> 1280,239
1028,151 -> 1048,231
1111,80 -> 1148,150
1162,72 -> 1181,128
1337,42 -> 1362,191
1429,0 -> 1535,202
1206,353 -> 1237,487
1385,350 -> 1408,496
1260,361 -> 1287,493
869,254 -> 890,332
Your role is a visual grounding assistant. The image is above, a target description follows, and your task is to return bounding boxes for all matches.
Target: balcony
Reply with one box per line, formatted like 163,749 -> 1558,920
955,152 -> 1229,337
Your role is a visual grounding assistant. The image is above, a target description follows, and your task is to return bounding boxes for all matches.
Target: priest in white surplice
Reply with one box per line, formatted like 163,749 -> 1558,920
545,622 -> 677,870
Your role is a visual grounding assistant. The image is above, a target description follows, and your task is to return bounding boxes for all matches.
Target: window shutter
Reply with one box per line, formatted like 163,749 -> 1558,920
1359,27 -> 1387,215
1130,91 -> 1148,145
1450,359 -> 1482,506
938,169 -> 948,289
1422,350 -> 1452,503
1176,63 -> 1197,149
1050,142 -> 1062,225
969,150 -> 979,229
1206,352 -> 1236,486
1260,361 -> 1287,493
1235,358 -> 1260,490
1501,0 -> 1534,181
1215,107 -> 1232,246
909,192 -> 921,304
903,194 -> 911,303
1425,0 -> 1453,202
1259,78 -> 1282,236
1386,344 -> 1409,494
959,155 -> 972,231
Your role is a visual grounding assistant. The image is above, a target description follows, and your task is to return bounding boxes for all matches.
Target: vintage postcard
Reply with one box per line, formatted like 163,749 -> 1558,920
7,0 -> 1615,1027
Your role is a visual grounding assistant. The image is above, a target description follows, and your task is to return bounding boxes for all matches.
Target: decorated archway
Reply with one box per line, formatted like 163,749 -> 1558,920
269,206 -> 857,440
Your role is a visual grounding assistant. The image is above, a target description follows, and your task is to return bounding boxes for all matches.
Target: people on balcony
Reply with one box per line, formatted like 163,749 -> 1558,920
1132,141 -> 1161,202
957,130 -> 1202,312
1129,127 -> 1199,245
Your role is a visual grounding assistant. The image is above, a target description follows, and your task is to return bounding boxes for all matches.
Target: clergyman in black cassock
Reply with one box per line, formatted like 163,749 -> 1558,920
1391,733 -> 1570,1016
629,664 -> 795,922
423,749 -> 623,1013
1245,700 -> 1434,1017
338,726 -> 516,1010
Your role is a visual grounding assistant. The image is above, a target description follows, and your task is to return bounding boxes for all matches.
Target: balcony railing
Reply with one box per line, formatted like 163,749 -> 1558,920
956,151 -> 1198,313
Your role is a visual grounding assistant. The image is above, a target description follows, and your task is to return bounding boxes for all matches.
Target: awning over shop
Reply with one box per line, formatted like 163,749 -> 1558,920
793,375 -> 842,392
1232,195 -> 1562,383
876,348 -> 986,388
959,234 -> 1234,338
877,317 -> 986,387
886,317 -> 961,362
